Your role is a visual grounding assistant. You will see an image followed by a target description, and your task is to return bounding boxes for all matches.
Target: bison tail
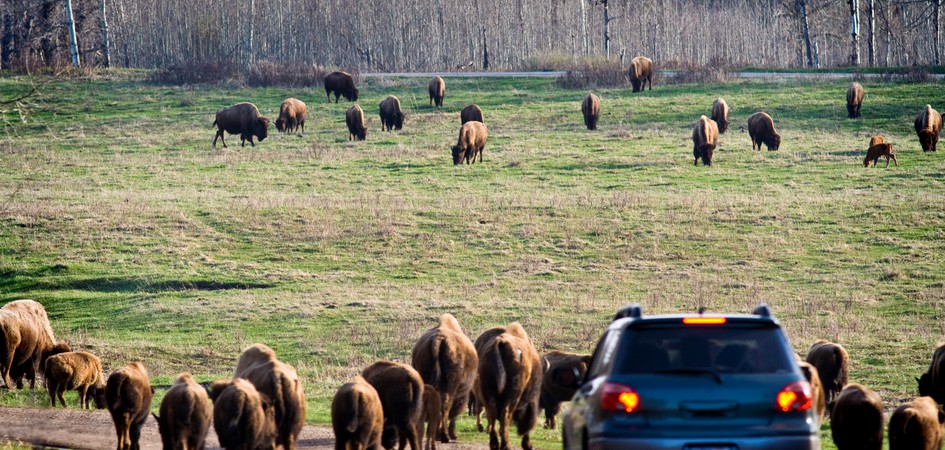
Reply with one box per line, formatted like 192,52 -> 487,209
212,118 -> 218,128
431,337 -> 448,391
833,346 -> 848,388
344,391 -> 360,433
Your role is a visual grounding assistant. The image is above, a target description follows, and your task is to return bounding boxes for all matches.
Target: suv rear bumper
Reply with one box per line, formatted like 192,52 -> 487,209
589,434 -> 820,450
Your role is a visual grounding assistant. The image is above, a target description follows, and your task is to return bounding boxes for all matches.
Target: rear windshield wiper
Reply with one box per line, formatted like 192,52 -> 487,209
653,368 -> 723,384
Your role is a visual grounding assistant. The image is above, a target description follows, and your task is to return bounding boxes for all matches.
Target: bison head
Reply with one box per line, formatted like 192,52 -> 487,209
919,130 -> 936,151
355,125 -> 367,141
451,146 -> 466,165
701,144 -> 715,166
256,117 -> 270,142
90,384 -> 107,409
344,88 -> 360,102
275,117 -> 286,133
393,112 -> 404,130
765,133 -> 781,151
918,373 -> 942,402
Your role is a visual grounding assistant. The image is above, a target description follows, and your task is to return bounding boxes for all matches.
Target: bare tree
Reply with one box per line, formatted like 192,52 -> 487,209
867,0 -> 875,65
101,0 -> 111,68
849,0 -> 860,65
65,0 -> 80,67
797,0 -> 816,67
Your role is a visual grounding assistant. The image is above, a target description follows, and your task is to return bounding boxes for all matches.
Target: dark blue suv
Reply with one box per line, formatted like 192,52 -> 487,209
559,304 -> 820,450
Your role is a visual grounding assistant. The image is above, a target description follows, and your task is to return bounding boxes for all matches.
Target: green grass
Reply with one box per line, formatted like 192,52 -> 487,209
1,70 -> 945,450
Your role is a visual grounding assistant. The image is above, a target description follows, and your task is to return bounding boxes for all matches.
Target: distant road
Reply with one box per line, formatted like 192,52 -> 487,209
362,71 -> 942,79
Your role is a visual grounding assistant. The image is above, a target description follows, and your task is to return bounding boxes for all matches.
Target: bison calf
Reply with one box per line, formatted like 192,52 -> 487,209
106,362 -> 154,450
332,375 -> 384,450
452,121 -> 488,165
712,97 -> 729,134
539,351 -> 591,429
362,360 -> 424,450
864,142 -> 897,167
346,105 -> 368,141
460,104 -> 484,125
418,385 -> 443,450
805,340 -> 848,414
889,396 -> 945,450
847,82 -> 864,119
210,378 -> 278,450
918,344 -> 945,405
692,115 -> 719,166
45,351 -> 106,409
212,102 -> 270,148
275,98 -> 307,134
379,96 -> 405,132
155,373 -> 211,450
581,92 -> 601,131
831,383 -> 884,450
325,71 -> 359,103
915,104 -> 942,152
628,56 -> 653,93
429,77 -> 446,108
747,112 -> 781,151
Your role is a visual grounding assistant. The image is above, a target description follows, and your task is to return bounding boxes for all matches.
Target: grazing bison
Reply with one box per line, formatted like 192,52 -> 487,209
45,351 -> 106,409
0,299 -> 59,389
692,115 -> 719,166
915,104 -> 942,152
831,383 -> 884,450
581,92 -> 601,130
155,373 -> 211,450
712,97 -> 729,134
888,396 -> 945,450
539,351 -> 591,429
411,313 -> 478,442
325,71 -> 360,103
628,56 -> 653,93
379,96 -> 405,131
332,375 -> 384,450
805,340 -> 849,414
460,104 -> 484,125
12,341 -> 70,390
869,135 -> 885,147
209,378 -> 278,450
234,343 -> 306,450
275,98 -> 307,134
864,142 -> 897,167
847,82 -> 864,119
798,361 -> 826,423
418,385 -> 443,450
361,360 -> 424,450
918,344 -> 945,404
451,121 -> 488,165
346,105 -> 367,141
474,323 -> 542,450
747,112 -> 781,151
106,362 -> 154,450
429,77 -> 446,108
212,102 -> 270,148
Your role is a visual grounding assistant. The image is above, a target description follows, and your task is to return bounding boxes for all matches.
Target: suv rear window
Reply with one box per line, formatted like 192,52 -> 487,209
615,325 -> 795,375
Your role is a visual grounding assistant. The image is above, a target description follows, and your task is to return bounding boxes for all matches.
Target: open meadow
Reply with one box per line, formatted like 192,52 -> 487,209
1,70 -> 944,449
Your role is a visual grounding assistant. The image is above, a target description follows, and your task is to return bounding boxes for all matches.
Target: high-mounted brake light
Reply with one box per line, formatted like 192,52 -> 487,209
776,381 -> 813,412
601,382 -> 640,413
683,317 -> 727,325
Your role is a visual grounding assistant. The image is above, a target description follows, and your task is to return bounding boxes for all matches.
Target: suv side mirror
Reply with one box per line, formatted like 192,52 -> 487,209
550,366 -> 583,389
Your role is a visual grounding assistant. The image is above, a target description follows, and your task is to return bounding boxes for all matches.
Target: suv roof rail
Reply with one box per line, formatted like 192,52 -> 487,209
613,304 -> 643,321
752,303 -> 772,317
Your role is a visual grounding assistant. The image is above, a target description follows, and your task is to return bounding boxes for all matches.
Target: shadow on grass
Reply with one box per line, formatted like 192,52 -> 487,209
0,268 -> 272,293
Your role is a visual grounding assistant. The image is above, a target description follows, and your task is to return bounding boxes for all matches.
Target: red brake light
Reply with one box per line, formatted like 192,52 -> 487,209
601,382 -> 640,413
683,317 -> 727,325
776,381 -> 812,412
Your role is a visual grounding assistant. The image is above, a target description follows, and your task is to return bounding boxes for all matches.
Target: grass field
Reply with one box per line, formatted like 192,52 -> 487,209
1,70 -> 944,449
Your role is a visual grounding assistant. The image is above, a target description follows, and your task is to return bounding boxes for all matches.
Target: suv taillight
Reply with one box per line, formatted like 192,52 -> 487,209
601,382 -> 640,413
776,381 -> 812,412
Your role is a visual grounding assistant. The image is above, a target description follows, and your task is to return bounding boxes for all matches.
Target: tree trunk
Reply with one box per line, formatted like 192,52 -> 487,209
603,0 -> 611,58
1,13 -> 12,70
934,0 -> 941,64
481,26 -> 489,70
65,0 -> 81,67
580,0 -> 588,55
797,0 -> 815,67
101,0 -> 111,68
867,0 -> 875,65
247,0 -> 255,63
849,0 -> 861,66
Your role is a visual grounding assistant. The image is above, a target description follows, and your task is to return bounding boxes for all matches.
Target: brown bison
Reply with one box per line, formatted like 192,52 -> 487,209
332,375 -> 384,450
847,82 -> 864,119
628,56 -> 653,93
539,351 -> 591,429
798,361 -> 826,423
805,340 -> 849,414
831,383 -> 884,450
411,313 -> 478,442
212,102 -> 270,148
452,121 -> 488,165
888,396 -> 945,450
918,344 -> 945,404
747,112 -> 781,151
471,327 -> 508,432
712,97 -> 729,134
45,351 -> 106,409
361,360 -> 424,450
209,378 -> 278,450
418,385 -> 443,450
460,104 -> 484,125
106,362 -> 154,450
0,299 -> 59,389
692,115 -> 720,166
864,142 -> 897,167
325,71 -> 360,103
234,343 -> 306,450
346,104 -> 367,141
915,104 -> 942,152
581,92 -> 601,130
869,135 -> 885,147
429,77 -> 446,108
155,373 -> 211,450
275,98 -> 307,134
474,322 -> 542,450
379,96 -> 405,131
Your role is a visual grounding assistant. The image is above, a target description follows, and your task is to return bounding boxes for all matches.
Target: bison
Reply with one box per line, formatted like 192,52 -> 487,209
474,322 -> 542,450
325,71 -> 360,103
798,361 -> 826,423
581,92 -> 601,130
628,56 -> 653,93
45,351 -> 106,409
233,343 -> 306,450
539,351 -> 591,429
106,362 -> 154,450
212,102 -> 270,148
346,104 -> 367,141
411,313 -> 478,442
451,121 -> 488,166
847,82 -> 864,119
275,98 -> 307,134
747,112 -> 781,151
918,344 -> 945,404
712,97 -> 729,134
692,115 -> 719,166
864,142 -> 897,167
831,383 -> 884,450
888,396 -> 945,450
805,340 -> 849,414
379,96 -> 405,132
915,104 -> 942,152
429,77 -> 446,108
460,104 -> 484,125
332,375 -> 384,450
0,299 -> 60,389
155,373 -> 211,450
471,327 -> 508,432
362,360 -> 424,450
209,378 -> 278,450
418,385 -> 443,450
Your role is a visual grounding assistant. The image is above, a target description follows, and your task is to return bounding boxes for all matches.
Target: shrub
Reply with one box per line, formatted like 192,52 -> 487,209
149,59 -> 240,85
554,56 -> 629,89
662,59 -> 731,85
245,60 -> 329,87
